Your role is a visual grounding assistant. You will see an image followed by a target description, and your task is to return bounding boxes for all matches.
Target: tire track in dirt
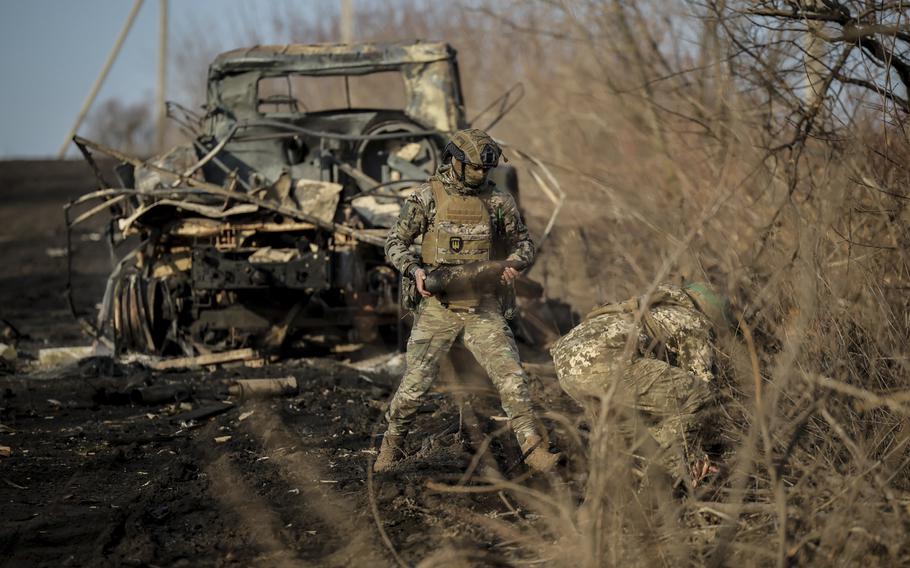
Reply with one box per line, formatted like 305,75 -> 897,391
98,419 -> 310,567
235,402 -> 391,566
203,452 -> 309,568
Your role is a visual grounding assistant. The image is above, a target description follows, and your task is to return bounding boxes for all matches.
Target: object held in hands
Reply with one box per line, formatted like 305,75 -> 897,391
423,260 -> 522,296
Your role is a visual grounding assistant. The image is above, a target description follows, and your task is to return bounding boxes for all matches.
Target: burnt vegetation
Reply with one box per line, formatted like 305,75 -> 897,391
3,1 -> 910,566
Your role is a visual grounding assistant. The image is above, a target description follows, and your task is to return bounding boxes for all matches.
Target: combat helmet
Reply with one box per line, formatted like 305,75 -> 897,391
443,128 -> 503,169
683,282 -> 734,329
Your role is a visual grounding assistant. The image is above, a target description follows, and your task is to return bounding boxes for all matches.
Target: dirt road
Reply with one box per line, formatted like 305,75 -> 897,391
0,161 -> 572,567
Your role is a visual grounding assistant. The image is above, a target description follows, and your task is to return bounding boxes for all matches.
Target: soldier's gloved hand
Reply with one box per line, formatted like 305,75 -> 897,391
414,268 -> 432,297
500,266 -> 520,285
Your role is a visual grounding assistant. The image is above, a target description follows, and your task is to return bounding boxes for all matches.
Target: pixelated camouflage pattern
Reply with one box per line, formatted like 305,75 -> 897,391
646,286 -> 715,383
550,284 -> 716,475
385,296 -> 539,446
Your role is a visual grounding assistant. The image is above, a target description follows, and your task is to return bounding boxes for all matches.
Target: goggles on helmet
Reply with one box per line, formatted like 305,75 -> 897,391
443,139 -> 502,169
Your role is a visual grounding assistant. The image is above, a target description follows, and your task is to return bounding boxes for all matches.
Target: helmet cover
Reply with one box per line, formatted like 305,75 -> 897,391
443,128 -> 502,169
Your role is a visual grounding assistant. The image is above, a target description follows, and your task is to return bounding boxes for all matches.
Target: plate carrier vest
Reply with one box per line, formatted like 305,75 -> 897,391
420,179 -> 495,309
421,179 -> 493,266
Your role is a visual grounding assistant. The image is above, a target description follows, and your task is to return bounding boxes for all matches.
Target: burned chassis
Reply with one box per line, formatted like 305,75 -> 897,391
65,42 -> 550,357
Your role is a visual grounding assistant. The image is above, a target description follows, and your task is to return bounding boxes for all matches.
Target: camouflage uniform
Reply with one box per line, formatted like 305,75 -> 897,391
387,164 -> 534,314
551,284 -> 716,476
383,163 -> 540,447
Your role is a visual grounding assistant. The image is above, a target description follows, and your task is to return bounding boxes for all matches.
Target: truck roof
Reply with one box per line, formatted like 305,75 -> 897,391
209,41 -> 457,78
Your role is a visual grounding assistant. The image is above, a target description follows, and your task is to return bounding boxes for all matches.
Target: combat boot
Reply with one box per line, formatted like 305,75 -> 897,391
373,434 -> 405,473
520,435 -> 560,473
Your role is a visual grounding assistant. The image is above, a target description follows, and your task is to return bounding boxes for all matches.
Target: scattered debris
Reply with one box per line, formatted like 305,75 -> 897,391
227,377 -> 298,399
45,247 -> 67,258
106,432 -> 183,446
238,410 -> 255,422
0,342 -> 16,363
2,478 -> 27,490
170,402 -> 235,424
130,384 -> 191,405
141,348 -> 258,371
214,435 -> 232,444
349,352 -> 406,376
38,345 -> 97,369
0,446 -> 11,457
243,358 -> 269,368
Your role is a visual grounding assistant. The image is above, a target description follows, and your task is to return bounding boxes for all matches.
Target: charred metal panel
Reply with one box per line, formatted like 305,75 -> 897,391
207,42 -> 464,134
402,61 -> 465,132
191,248 -> 330,291
209,42 -> 457,78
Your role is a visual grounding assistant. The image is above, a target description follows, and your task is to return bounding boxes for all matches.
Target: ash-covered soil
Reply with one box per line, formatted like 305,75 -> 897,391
0,356 -> 574,567
0,160 -> 579,567
0,160 -> 110,349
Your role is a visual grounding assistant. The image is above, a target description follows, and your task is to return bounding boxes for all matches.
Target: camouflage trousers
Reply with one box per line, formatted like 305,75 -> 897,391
556,348 -> 713,476
384,296 -> 539,446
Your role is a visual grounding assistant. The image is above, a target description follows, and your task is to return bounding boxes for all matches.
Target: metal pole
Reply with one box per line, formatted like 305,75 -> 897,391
340,0 -> 353,43
156,0 -> 168,152
57,0 -> 145,159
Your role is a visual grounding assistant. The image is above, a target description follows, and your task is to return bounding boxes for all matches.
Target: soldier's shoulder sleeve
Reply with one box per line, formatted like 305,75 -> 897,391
413,182 -> 436,211
493,189 -> 523,227
488,186 -> 514,209
385,183 -> 432,276
661,306 -> 715,383
659,285 -> 693,306
393,182 -> 433,223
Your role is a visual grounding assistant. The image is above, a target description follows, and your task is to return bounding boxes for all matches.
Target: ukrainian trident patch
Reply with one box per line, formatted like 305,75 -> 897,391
449,236 -> 464,252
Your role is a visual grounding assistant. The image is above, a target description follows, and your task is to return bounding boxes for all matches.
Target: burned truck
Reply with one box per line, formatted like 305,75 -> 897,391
67,41 -> 561,356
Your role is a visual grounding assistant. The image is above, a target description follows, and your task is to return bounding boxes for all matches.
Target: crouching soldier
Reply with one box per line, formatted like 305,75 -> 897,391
374,128 -> 558,473
551,283 -> 731,486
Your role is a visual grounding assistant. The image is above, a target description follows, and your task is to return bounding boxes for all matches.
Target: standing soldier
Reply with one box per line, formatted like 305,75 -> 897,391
551,283 -> 731,486
374,129 -> 558,473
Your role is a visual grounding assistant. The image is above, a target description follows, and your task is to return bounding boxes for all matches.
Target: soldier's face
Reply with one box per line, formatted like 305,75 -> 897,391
456,160 -> 489,188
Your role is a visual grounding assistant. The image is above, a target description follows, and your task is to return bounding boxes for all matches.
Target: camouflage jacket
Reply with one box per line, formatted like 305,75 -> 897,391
552,284 -> 715,388
386,165 -> 535,311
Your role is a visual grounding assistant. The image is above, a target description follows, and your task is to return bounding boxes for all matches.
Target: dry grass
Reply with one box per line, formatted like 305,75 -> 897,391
164,1 -> 910,565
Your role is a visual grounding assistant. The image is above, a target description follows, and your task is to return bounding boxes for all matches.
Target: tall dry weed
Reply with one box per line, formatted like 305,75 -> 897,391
167,2 -> 910,565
